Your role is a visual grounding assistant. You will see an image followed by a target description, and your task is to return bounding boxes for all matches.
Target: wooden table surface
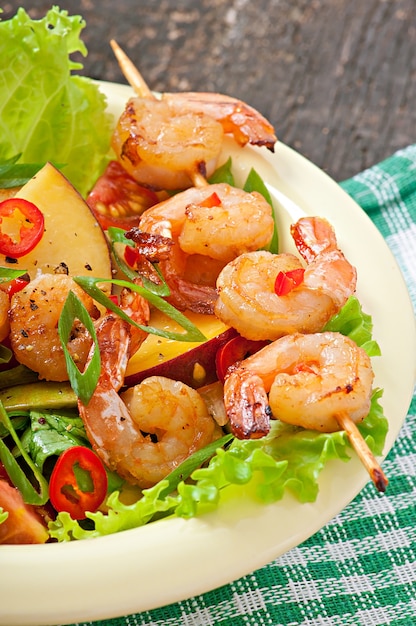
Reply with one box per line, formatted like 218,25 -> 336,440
4,0 -> 416,182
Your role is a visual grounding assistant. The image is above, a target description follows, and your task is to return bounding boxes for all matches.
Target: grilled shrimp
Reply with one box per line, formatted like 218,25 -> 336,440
224,331 -> 374,439
215,216 -> 357,340
78,293 -> 216,489
9,273 -> 98,381
112,94 -> 276,191
133,182 -> 275,314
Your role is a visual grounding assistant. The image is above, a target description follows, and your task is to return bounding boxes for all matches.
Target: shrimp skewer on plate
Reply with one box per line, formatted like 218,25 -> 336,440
215,216 -> 357,340
110,40 -> 277,190
78,289 -> 217,489
129,182 -> 275,314
224,331 -> 388,492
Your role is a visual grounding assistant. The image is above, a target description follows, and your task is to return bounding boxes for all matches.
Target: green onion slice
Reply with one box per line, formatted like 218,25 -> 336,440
0,402 -> 49,505
107,227 -> 170,297
58,290 -> 101,406
74,276 -> 207,343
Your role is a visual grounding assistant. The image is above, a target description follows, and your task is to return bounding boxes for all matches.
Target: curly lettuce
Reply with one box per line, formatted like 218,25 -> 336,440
0,6 -> 113,196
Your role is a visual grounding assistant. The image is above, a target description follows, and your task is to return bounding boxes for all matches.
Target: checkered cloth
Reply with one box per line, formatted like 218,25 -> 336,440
65,146 -> 416,626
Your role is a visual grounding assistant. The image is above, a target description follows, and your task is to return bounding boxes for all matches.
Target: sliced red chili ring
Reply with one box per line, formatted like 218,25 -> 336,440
48,446 -> 108,520
0,198 -> 44,258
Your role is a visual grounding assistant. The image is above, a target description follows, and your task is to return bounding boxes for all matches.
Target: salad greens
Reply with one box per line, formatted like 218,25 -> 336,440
0,6 -> 113,196
0,6 -> 388,543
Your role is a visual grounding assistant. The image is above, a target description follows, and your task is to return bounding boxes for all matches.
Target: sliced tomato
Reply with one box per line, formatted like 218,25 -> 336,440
87,160 -> 159,230
216,335 -> 269,383
274,268 -> 305,296
0,198 -> 44,258
48,446 -> 108,520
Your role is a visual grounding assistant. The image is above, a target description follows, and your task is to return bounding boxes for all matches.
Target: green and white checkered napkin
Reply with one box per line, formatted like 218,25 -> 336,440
66,146 -> 416,626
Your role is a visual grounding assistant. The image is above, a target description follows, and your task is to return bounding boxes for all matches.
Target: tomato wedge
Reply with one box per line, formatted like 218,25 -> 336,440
216,335 -> 269,383
274,267 -> 305,296
0,198 -> 44,258
87,160 -> 159,230
48,446 -> 108,520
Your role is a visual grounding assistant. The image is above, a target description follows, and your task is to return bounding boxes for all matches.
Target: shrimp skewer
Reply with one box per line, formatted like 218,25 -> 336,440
215,216 -> 357,341
130,182 -> 275,314
224,331 -> 388,492
110,40 -> 277,190
78,290 -> 217,488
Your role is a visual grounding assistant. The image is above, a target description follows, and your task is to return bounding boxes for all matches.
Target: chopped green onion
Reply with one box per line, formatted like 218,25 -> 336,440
58,290 -> 101,406
0,402 -> 49,505
0,267 -> 29,283
157,433 -> 233,499
74,276 -> 207,343
0,154 -> 56,188
107,227 -> 170,297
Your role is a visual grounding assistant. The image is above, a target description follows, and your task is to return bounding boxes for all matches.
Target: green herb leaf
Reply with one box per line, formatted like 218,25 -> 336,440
0,155 -> 57,188
244,168 -> 279,253
23,410 -> 90,472
208,157 -> 235,185
74,276 -> 207,343
58,290 -> 100,405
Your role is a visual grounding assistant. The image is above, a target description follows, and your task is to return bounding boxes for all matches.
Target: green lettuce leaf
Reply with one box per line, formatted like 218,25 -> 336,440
48,389 -> 387,541
0,7 -> 113,196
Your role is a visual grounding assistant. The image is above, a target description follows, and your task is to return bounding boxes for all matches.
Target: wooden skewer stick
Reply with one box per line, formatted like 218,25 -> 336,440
336,412 -> 388,493
110,39 -> 210,189
110,39 -> 154,99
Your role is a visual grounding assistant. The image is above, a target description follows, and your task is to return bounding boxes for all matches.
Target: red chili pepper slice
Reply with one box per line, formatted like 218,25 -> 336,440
199,192 -> 222,208
216,335 -> 269,383
0,198 -> 44,258
274,268 -> 305,296
48,446 -> 108,520
6,277 -> 30,297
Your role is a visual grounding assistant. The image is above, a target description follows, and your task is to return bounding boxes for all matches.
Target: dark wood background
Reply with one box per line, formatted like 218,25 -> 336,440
3,0 -> 416,182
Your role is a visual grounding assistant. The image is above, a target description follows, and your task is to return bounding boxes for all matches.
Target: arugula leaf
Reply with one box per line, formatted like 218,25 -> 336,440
0,7 -> 113,196
22,410 -> 89,472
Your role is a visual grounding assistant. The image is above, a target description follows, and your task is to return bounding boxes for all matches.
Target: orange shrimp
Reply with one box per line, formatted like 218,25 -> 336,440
215,216 -> 357,340
78,290 -> 216,488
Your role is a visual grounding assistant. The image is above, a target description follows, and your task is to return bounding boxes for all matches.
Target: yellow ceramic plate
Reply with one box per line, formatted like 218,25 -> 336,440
1,82 -> 415,626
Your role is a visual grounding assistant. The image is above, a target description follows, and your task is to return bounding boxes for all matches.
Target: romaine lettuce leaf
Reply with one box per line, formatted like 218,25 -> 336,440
0,7 -> 113,196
